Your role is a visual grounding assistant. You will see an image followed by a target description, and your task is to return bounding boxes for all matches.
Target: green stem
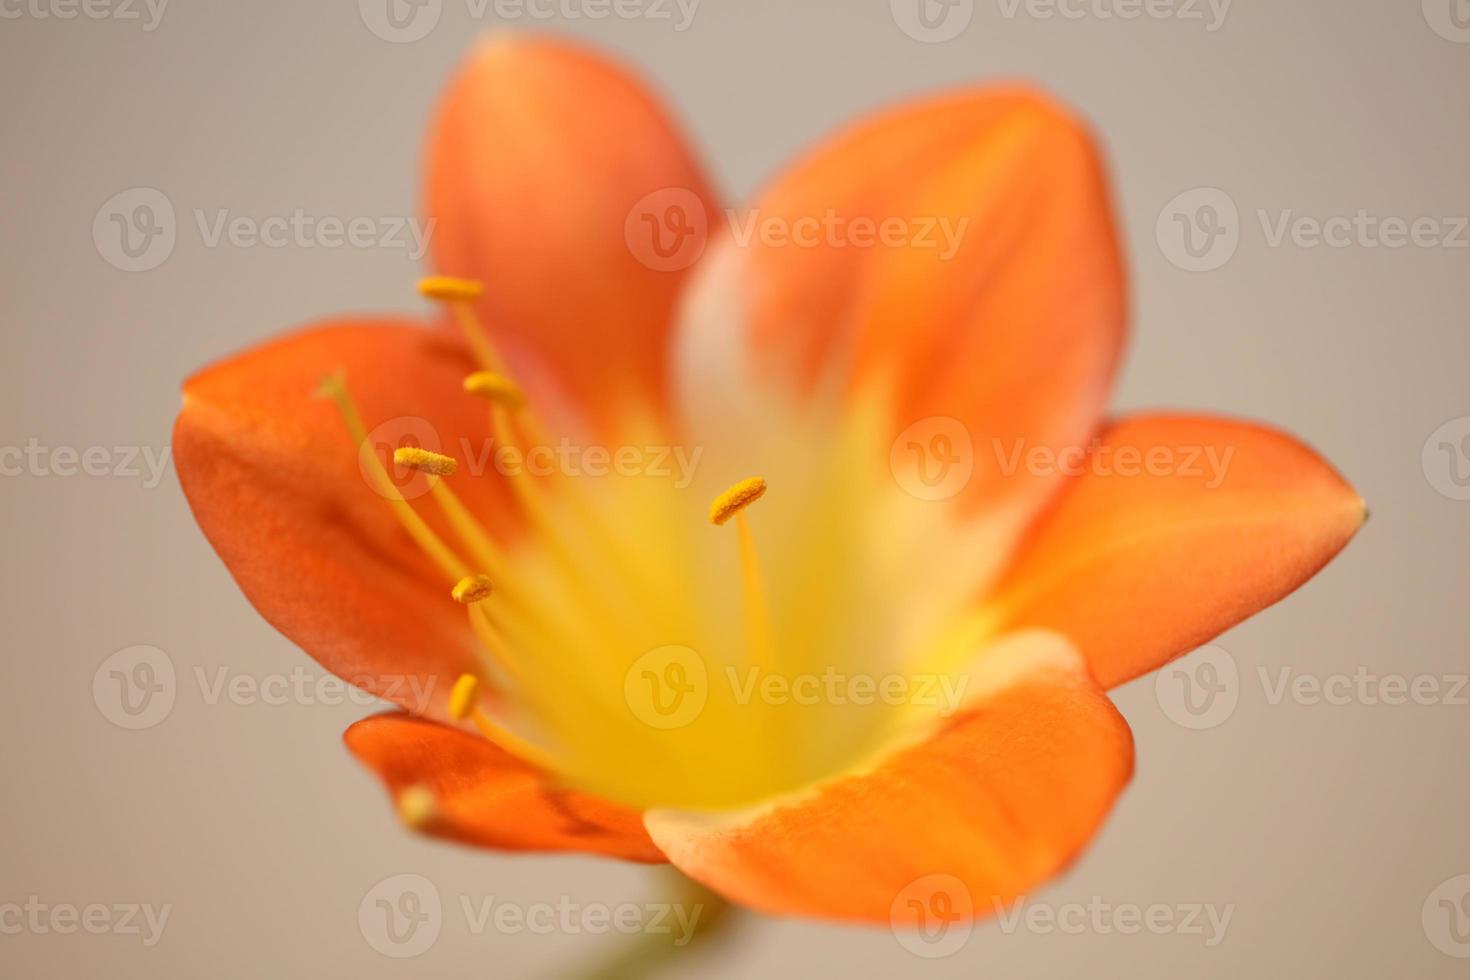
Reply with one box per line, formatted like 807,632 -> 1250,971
557,873 -> 734,980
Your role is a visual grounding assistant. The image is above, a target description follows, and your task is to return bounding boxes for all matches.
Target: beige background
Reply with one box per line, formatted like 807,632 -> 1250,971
3,0 -> 1469,976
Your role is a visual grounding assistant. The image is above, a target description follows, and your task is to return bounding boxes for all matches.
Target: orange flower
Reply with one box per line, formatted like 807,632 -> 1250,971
175,36 -> 1364,924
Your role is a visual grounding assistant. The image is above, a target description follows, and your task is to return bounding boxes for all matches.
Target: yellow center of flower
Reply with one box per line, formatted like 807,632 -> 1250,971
322,277 -> 1002,811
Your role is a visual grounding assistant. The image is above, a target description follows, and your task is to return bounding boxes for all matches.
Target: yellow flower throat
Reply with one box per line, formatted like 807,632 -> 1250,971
322,277 -> 997,815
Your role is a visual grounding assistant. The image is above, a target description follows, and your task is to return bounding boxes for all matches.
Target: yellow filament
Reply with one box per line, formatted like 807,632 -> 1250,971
448,673 -> 479,720
446,672 -> 559,771
452,574 -> 494,604
710,477 -> 767,526
393,446 -> 458,476
735,512 -> 777,670
417,276 -> 502,371
316,373 -> 469,582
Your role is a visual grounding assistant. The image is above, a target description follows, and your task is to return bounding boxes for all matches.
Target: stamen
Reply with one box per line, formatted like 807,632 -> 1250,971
316,372 -> 470,582
393,446 -> 458,476
396,785 -> 437,829
417,275 -> 502,372
463,371 -> 527,409
445,671 -> 560,772
417,276 -> 484,302
452,574 -> 494,604
710,477 -> 767,526
711,478 -> 777,670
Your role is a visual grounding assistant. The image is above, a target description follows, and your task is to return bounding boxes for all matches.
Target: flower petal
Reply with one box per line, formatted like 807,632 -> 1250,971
345,713 -> 666,863
175,319 -> 514,717
985,414 -> 1367,689
644,632 -> 1132,922
674,86 -> 1125,515
425,35 -> 719,422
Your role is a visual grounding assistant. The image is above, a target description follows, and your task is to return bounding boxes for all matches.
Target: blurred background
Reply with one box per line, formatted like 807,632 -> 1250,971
2,0 -> 1468,976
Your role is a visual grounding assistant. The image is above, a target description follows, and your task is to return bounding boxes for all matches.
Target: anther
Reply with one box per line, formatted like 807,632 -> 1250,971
417,276 -> 485,302
396,785 -> 437,829
463,371 -> 526,408
451,574 -> 494,604
393,447 -> 458,476
710,477 -> 768,526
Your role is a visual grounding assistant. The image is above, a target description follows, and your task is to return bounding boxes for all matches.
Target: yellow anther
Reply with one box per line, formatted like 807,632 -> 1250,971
393,446 -> 458,476
463,371 -> 526,408
452,574 -> 494,604
418,275 -> 485,302
449,673 -> 479,721
710,477 -> 768,526
396,785 -> 436,829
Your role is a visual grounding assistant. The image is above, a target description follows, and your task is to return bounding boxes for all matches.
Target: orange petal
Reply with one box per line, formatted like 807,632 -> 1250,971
345,713 -> 665,863
425,35 -> 719,423
986,414 -> 1367,689
645,633 -> 1133,922
175,319 -> 515,716
674,86 -> 1124,515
